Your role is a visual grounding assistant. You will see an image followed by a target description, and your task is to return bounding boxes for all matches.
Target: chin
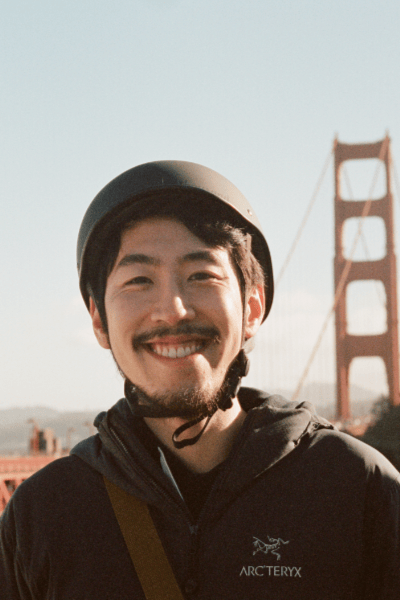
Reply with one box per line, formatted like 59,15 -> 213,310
131,378 -> 220,420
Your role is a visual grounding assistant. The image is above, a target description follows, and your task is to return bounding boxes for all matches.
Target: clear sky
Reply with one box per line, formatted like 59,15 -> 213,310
2,0 -> 400,411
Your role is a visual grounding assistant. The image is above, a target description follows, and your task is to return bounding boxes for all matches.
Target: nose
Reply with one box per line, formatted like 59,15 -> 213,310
150,281 -> 195,325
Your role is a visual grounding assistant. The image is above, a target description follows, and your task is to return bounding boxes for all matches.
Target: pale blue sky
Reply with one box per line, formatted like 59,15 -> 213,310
2,0 -> 400,411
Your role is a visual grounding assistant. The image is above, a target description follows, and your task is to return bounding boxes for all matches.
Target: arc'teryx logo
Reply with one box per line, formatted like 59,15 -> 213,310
239,535 -> 301,578
252,535 -> 289,561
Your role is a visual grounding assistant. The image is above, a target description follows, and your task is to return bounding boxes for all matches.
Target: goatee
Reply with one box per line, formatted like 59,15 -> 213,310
124,379 -> 224,420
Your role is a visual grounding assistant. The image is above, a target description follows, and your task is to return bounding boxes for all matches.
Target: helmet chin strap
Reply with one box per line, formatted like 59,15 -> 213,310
123,349 -> 249,449
171,349 -> 249,449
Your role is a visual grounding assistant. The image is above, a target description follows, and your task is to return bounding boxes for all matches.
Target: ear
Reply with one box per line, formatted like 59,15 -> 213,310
244,284 -> 265,340
89,297 -> 111,349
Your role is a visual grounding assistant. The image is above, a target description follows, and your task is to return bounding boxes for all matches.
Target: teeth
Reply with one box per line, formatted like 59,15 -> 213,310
151,343 -> 203,358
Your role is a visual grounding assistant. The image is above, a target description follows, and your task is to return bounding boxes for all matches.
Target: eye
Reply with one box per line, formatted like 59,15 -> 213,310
125,276 -> 152,286
189,272 -> 217,282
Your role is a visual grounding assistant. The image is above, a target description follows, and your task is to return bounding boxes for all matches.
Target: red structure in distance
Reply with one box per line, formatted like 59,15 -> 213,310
334,135 -> 400,420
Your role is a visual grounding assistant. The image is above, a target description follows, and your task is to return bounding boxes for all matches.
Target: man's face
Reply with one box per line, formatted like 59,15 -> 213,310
90,217 -> 263,417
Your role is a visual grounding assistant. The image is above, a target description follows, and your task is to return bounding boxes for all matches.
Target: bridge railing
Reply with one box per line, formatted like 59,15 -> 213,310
0,456 -> 57,514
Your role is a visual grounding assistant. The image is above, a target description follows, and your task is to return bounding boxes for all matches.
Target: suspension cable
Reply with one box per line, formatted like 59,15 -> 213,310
291,136 -> 390,403
275,143 -> 336,289
392,158 -> 400,211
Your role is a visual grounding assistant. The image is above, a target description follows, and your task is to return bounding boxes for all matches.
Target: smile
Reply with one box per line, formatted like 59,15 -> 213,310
148,342 -> 205,359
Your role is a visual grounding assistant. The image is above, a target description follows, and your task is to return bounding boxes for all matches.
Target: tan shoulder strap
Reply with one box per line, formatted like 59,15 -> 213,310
103,475 -> 185,600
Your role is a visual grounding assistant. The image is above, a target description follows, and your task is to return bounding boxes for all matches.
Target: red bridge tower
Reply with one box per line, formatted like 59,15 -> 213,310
334,135 -> 400,420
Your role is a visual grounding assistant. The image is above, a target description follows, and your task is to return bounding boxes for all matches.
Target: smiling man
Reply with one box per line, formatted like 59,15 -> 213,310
1,161 -> 399,600
90,213 -> 263,470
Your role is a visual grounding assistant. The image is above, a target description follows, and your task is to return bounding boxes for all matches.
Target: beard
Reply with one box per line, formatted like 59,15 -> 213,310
124,378 -> 224,420
112,322 -> 226,420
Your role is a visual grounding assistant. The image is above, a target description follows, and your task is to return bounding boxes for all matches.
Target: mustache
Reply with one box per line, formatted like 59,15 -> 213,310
133,323 -> 221,349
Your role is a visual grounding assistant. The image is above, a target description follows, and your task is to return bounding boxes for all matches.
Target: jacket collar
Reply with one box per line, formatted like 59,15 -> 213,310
71,388 -> 334,509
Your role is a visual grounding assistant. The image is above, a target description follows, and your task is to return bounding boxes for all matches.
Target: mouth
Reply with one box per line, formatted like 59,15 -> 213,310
134,325 -> 220,361
145,339 -> 208,359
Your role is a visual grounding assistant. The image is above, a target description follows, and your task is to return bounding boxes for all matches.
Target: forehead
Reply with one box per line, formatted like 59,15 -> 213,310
118,216 -> 216,256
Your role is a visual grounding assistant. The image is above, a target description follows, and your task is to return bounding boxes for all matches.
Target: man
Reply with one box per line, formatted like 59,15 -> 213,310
1,160 -> 399,599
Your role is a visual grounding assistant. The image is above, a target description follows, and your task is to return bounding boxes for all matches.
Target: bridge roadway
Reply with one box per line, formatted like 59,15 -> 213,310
0,456 -> 58,514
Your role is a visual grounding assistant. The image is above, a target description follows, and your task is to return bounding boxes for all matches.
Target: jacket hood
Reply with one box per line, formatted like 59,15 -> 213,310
71,388 -> 334,508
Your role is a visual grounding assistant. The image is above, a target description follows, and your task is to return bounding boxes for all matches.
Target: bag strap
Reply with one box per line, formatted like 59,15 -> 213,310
103,475 -> 185,600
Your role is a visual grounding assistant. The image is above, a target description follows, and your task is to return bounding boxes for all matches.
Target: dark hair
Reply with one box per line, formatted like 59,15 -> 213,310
86,189 -> 265,332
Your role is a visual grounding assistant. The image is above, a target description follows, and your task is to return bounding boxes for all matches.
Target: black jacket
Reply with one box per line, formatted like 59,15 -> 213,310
1,389 -> 399,599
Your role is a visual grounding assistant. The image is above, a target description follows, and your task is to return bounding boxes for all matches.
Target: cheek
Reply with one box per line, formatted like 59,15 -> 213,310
209,290 -> 243,342
104,298 -> 136,349
105,287 -> 143,322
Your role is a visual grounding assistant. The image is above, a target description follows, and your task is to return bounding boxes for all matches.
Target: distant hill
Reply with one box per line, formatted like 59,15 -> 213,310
0,382 -> 381,454
259,382 -> 380,419
0,406 -> 61,427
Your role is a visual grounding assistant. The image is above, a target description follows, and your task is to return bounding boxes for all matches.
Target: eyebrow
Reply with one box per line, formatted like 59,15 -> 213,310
116,250 -> 220,270
180,250 -> 220,265
116,254 -> 161,269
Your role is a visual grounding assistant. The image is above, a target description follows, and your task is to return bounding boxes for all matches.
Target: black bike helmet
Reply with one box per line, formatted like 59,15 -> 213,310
77,160 -> 273,321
